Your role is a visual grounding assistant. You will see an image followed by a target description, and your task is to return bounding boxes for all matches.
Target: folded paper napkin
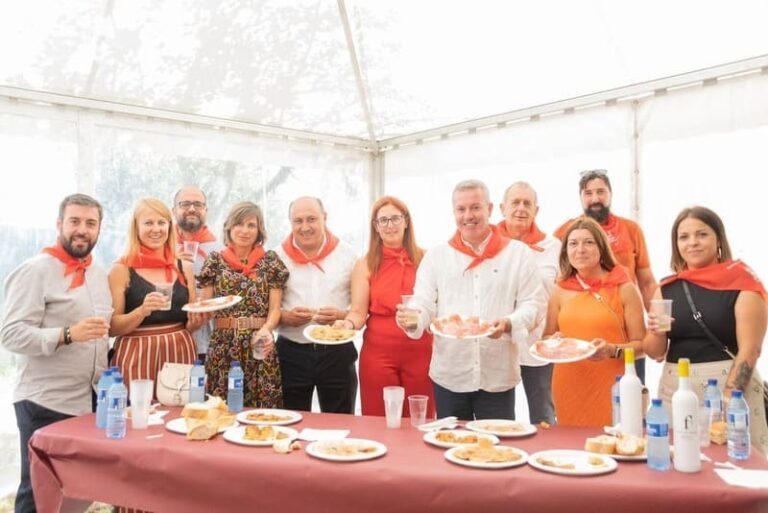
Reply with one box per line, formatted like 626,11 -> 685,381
714,469 -> 768,489
417,417 -> 459,432
298,428 -> 350,442
149,410 -> 170,426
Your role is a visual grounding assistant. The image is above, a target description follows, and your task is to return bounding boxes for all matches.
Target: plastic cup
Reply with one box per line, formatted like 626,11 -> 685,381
252,335 -> 266,361
699,405 -> 712,448
154,283 -> 174,311
651,299 -> 673,331
91,306 -> 113,341
130,379 -> 154,430
400,295 -> 420,332
383,386 -> 405,429
182,241 -> 200,262
408,395 -> 429,427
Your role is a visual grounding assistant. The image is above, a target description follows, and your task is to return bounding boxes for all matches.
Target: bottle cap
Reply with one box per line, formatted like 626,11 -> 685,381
232,360 -> 241,367
652,398 -> 662,407
623,347 -> 635,364
615,375 -> 622,382
731,389 -> 743,399
707,378 -> 718,386
103,369 -> 113,376
194,359 -> 202,365
113,376 -> 124,384
678,358 -> 690,378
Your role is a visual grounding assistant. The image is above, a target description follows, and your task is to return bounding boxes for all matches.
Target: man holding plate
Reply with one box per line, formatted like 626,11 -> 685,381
397,180 -> 546,420
275,197 -> 358,414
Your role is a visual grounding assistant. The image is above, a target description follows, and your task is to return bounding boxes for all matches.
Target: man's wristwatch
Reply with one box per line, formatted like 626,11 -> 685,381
613,345 -> 624,360
64,327 -> 73,345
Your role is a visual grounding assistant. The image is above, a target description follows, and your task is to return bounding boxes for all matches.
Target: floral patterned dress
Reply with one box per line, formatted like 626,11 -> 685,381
197,250 -> 289,408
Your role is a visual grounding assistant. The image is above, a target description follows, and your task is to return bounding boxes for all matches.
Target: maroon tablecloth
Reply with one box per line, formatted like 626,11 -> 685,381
30,411 -> 768,513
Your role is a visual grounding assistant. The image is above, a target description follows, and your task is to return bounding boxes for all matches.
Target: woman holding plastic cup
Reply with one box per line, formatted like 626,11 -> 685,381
197,201 -> 289,408
643,206 -> 767,453
336,196 -> 435,418
108,198 -> 204,391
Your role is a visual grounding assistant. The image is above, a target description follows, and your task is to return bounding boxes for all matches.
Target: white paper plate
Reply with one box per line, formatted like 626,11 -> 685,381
236,408 -> 303,426
444,445 -> 528,469
182,295 -> 242,313
465,419 -> 537,438
423,429 -> 500,449
164,416 -> 237,435
305,438 -> 387,462
528,450 -> 618,476
529,338 -> 596,364
588,451 -> 646,462
222,425 -> 299,447
302,324 -> 357,345
430,316 -> 494,339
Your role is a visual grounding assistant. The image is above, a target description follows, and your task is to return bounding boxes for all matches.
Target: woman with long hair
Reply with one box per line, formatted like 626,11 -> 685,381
337,196 -> 434,417
543,217 -> 645,426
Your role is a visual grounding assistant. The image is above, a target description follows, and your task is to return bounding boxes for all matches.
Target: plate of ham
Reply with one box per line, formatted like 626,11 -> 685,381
430,314 -> 495,339
529,337 -> 596,363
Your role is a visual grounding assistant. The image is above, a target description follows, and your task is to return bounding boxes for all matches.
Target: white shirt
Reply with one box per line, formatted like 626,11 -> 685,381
178,237 -> 222,356
275,240 -> 357,343
1,253 -> 112,415
518,234 -> 562,367
407,239 -> 547,393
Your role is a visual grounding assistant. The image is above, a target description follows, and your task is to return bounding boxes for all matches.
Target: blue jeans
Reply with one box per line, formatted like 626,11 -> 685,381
433,382 -> 515,420
520,364 -> 555,424
14,400 -> 72,513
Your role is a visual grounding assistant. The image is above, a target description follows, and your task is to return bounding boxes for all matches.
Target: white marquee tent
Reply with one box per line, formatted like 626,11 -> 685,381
1,0 -> 768,497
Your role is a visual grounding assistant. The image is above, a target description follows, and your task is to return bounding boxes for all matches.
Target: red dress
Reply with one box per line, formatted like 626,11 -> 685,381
359,247 -> 435,417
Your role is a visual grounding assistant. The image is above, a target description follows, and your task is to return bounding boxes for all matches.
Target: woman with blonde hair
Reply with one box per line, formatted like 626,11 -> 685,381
543,217 -> 645,426
337,196 -> 434,417
109,198 -> 204,390
197,201 -> 289,408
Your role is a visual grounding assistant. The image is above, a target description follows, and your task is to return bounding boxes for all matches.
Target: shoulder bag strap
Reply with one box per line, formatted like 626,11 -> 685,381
681,280 -> 737,360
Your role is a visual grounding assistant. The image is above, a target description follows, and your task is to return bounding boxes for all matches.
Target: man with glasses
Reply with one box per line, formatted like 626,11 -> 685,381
498,181 -> 560,425
2,194 -> 111,513
275,197 -> 358,413
396,180 -> 546,420
173,186 -> 220,361
554,169 -> 657,382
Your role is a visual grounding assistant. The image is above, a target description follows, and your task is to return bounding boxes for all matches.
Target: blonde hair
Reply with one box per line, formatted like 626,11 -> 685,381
124,198 -> 177,261
366,196 -> 423,275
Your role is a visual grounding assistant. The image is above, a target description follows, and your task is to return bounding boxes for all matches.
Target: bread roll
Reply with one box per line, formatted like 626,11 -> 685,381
185,418 -> 217,440
584,435 -> 617,454
615,434 -> 646,456
181,403 -> 211,420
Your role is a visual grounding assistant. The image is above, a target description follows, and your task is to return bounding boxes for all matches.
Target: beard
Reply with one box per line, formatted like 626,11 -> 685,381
584,203 -> 610,224
178,214 -> 203,233
60,233 -> 97,259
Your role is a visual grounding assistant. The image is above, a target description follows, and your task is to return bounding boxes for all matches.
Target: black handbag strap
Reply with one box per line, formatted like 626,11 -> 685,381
681,281 -> 737,360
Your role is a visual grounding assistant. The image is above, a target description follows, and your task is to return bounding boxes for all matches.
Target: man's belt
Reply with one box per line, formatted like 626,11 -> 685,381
215,316 -> 266,330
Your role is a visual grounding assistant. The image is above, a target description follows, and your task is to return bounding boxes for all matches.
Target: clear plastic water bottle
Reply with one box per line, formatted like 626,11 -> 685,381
646,398 -> 671,471
106,376 -> 128,439
611,375 -> 621,426
227,360 -> 244,413
189,360 -> 206,403
704,378 -> 723,423
95,368 -> 114,428
727,389 -> 750,460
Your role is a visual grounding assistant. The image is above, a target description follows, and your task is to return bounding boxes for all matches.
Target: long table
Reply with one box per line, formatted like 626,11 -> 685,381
30,410 -> 768,513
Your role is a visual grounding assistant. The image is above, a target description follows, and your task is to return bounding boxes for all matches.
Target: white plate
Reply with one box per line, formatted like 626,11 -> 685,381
305,438 -> 387,462
588,451 -> 646,462
423,429 -> 500,449
182,295 -> 243,313
465,419 -> 537,438
529,338 -> 596,364
236,408 -> 303,426
430,316 -> 495,340
222,425 -> 299,447
302,324 -> 357,345
164,416 -> 237,435
528,450 -> 618,476
445,445 -> 529,469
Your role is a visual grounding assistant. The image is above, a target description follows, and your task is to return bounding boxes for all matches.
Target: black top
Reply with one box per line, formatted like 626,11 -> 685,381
124,262 -> 189,326
663,279 -> 739,363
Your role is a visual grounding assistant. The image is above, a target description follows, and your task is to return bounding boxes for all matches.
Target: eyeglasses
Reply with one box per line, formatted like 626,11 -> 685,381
177,201 -> 207,210
375,215 -> 405,227
579,169 -> 608,178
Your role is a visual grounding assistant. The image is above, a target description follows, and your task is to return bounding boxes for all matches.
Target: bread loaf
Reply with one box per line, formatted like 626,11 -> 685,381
584,435 -> 617,454
615,434 -> 646,456
185,418 -> 218,440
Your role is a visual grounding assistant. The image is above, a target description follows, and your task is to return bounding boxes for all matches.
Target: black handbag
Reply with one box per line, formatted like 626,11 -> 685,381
681,281 -> 768,425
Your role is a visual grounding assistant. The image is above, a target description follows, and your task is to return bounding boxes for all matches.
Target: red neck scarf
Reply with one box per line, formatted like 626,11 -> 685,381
281,230 -> 340,272
41,242 -> 92,289
558,265 -> 630,292
119,245 -> 185,286
449,224 -> 510,271
661,260 -> 766,298
600,214 -> 631,255
496,220 -> 546,252
221,245 -> 266,279
381,246 -> 413,269
175,225 -> 216,244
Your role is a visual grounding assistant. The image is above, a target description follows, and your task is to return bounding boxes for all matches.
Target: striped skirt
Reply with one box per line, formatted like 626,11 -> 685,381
111,322 -> 196,399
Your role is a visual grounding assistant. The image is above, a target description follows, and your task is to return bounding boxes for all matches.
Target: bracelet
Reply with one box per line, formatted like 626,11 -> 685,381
613,345 -> 623,360
344,319 -> 355,330
64,327 -> 73,345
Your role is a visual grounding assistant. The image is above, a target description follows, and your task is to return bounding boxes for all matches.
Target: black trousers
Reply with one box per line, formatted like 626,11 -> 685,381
13,400 -> 72,513
276,335 -> 358,414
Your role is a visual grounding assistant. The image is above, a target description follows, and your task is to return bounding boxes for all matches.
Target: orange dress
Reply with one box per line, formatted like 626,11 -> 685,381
552,286 -> 628,427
